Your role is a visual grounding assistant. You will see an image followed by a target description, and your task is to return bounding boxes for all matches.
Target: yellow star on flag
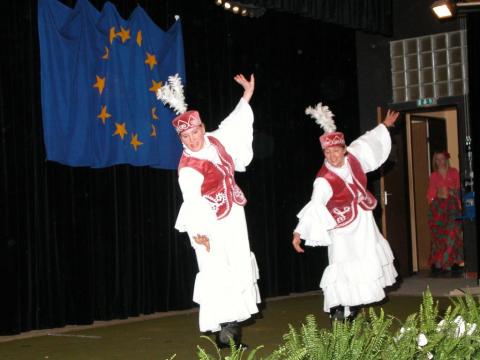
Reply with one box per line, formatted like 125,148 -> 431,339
113,122 -> 128,140
101,46 -> 109,60
136,31 -> 142,47
145,52 -> 157,70
149,80 -> 163,93
150,124 -> 157,137
97,105 -> 112,125
109,27 -> 117,44
151,107 -> 159,120
130,133 -> 143,151
117,26 -> 131,43
93,75 -> 106,95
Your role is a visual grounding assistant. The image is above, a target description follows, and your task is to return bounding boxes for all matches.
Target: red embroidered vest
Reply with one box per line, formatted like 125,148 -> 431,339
178,136 -> 247,220
316,153 -> 377,228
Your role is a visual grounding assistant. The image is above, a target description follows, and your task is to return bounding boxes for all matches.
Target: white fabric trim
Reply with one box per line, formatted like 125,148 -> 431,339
176,167 -> 216,242
294,177 -> 336,246
347,123 -> 391,173
210,98 -> 254,172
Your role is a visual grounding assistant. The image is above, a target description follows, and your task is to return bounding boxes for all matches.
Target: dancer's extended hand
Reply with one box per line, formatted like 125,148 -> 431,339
234,74 -> 255,103
383,110 -> 400,128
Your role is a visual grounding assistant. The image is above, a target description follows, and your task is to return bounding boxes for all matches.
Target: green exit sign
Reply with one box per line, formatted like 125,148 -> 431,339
416,97 -> 437,106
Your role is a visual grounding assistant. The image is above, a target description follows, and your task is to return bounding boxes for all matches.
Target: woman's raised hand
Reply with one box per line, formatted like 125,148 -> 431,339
234,74 -> 255,103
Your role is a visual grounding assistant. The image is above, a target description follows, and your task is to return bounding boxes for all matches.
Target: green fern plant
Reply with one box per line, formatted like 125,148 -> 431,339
196,335 -> 264,360
193,289 -> 480,360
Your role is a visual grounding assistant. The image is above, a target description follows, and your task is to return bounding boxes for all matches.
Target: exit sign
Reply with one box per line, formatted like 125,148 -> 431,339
416,97 -> 437,106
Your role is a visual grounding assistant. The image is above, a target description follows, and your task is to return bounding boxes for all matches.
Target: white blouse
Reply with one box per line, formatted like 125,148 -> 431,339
294,124 -> 391,247
175,98 -> 254,238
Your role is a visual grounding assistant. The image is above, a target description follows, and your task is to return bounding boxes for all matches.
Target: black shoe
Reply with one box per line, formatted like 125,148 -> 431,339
215,338 -> 248,350
329,306 -> 345,322
346,306 -> 361,322
216,322 -> 243,348
216,339 -> 248,349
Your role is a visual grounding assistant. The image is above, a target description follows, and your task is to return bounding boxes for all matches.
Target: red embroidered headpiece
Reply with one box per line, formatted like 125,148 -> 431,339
171,110 -> 202,134
319,131 -> 345,149
305,102 -> 345,149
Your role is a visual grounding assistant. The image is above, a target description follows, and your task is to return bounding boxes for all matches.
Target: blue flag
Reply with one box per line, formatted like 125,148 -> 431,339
38,0 -> 185,169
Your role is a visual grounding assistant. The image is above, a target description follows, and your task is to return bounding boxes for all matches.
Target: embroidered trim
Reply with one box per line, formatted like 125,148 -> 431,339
349,161 -> 377,210
180,136 -> 246,220
334,183 -> 357,228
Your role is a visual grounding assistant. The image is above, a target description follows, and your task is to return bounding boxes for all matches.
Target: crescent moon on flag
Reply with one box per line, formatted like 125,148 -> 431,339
151,107 -> 159,120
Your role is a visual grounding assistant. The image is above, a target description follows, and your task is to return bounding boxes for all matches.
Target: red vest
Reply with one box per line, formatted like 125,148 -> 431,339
178,136 -> 246,220
316,154 -> 377,228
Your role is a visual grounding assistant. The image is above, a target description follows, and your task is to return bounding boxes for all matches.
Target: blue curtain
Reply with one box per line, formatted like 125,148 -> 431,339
38,0 -> 185,169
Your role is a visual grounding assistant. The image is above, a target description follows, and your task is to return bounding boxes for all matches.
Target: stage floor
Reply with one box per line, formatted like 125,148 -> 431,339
0,273 -> 477,359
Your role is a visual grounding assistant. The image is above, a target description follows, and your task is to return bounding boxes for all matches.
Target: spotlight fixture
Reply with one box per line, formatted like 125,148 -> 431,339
214,0 -> 265,18
431,0 -> 480,19
431,0 -> 455,18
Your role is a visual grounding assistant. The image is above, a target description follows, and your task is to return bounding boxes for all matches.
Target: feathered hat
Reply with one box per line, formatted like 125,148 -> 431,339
305,102 -> 345,149
156,74 -> 201,134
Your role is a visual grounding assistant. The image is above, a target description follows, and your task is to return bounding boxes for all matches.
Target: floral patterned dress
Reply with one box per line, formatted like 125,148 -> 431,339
426,167 -> 463,270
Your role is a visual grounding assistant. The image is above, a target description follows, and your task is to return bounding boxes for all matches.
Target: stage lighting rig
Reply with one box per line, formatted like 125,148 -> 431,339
215,0 -> 266,18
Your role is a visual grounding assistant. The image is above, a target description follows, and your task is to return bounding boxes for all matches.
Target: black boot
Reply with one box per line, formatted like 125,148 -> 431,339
329,306 -> 345,323
346,306 -> 361,322
215,322 -> 247,349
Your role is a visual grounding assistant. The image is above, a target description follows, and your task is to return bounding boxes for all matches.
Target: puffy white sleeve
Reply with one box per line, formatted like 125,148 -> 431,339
347,123 -> 391,173
209,98 -> 254,172
175,167 -> 217,246
294,177 -> 337,247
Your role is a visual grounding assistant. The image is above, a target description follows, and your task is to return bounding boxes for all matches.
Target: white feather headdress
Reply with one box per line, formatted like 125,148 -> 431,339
305,102 -> 336,133
156,73 -> 187,115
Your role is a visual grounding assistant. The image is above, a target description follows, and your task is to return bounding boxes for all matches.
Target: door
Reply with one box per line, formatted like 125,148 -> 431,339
378,107 -> 411,277
409,116 -> 447,271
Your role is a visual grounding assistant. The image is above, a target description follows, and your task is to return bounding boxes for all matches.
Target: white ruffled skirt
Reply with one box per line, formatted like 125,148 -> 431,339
191,204 -> 260,332
320,207 -> 398,312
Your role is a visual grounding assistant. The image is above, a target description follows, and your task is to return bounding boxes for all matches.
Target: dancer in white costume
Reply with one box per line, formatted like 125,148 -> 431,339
292,103 -> 399,321
157,74 -> 260,347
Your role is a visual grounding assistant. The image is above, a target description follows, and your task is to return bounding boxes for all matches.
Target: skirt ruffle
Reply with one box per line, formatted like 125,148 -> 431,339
193,252 -> 260,332
320,235 -> 398,312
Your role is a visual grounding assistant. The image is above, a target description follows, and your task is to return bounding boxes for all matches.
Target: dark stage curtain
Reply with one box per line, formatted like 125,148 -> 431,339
468,13 -> 480,279
237,0 -> 393,35
0,0 -> 359,334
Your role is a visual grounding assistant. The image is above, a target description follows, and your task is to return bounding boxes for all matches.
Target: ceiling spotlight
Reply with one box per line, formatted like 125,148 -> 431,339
431,0 -> 480,19
215,0 -> 223,5
232,6 -> 240,13
224,1 -> 231,9
431,0 -> 454,18
241,9 -> 248,16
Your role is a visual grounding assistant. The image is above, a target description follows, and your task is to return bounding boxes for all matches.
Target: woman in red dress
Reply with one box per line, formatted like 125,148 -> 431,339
426,151 -> 464,276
